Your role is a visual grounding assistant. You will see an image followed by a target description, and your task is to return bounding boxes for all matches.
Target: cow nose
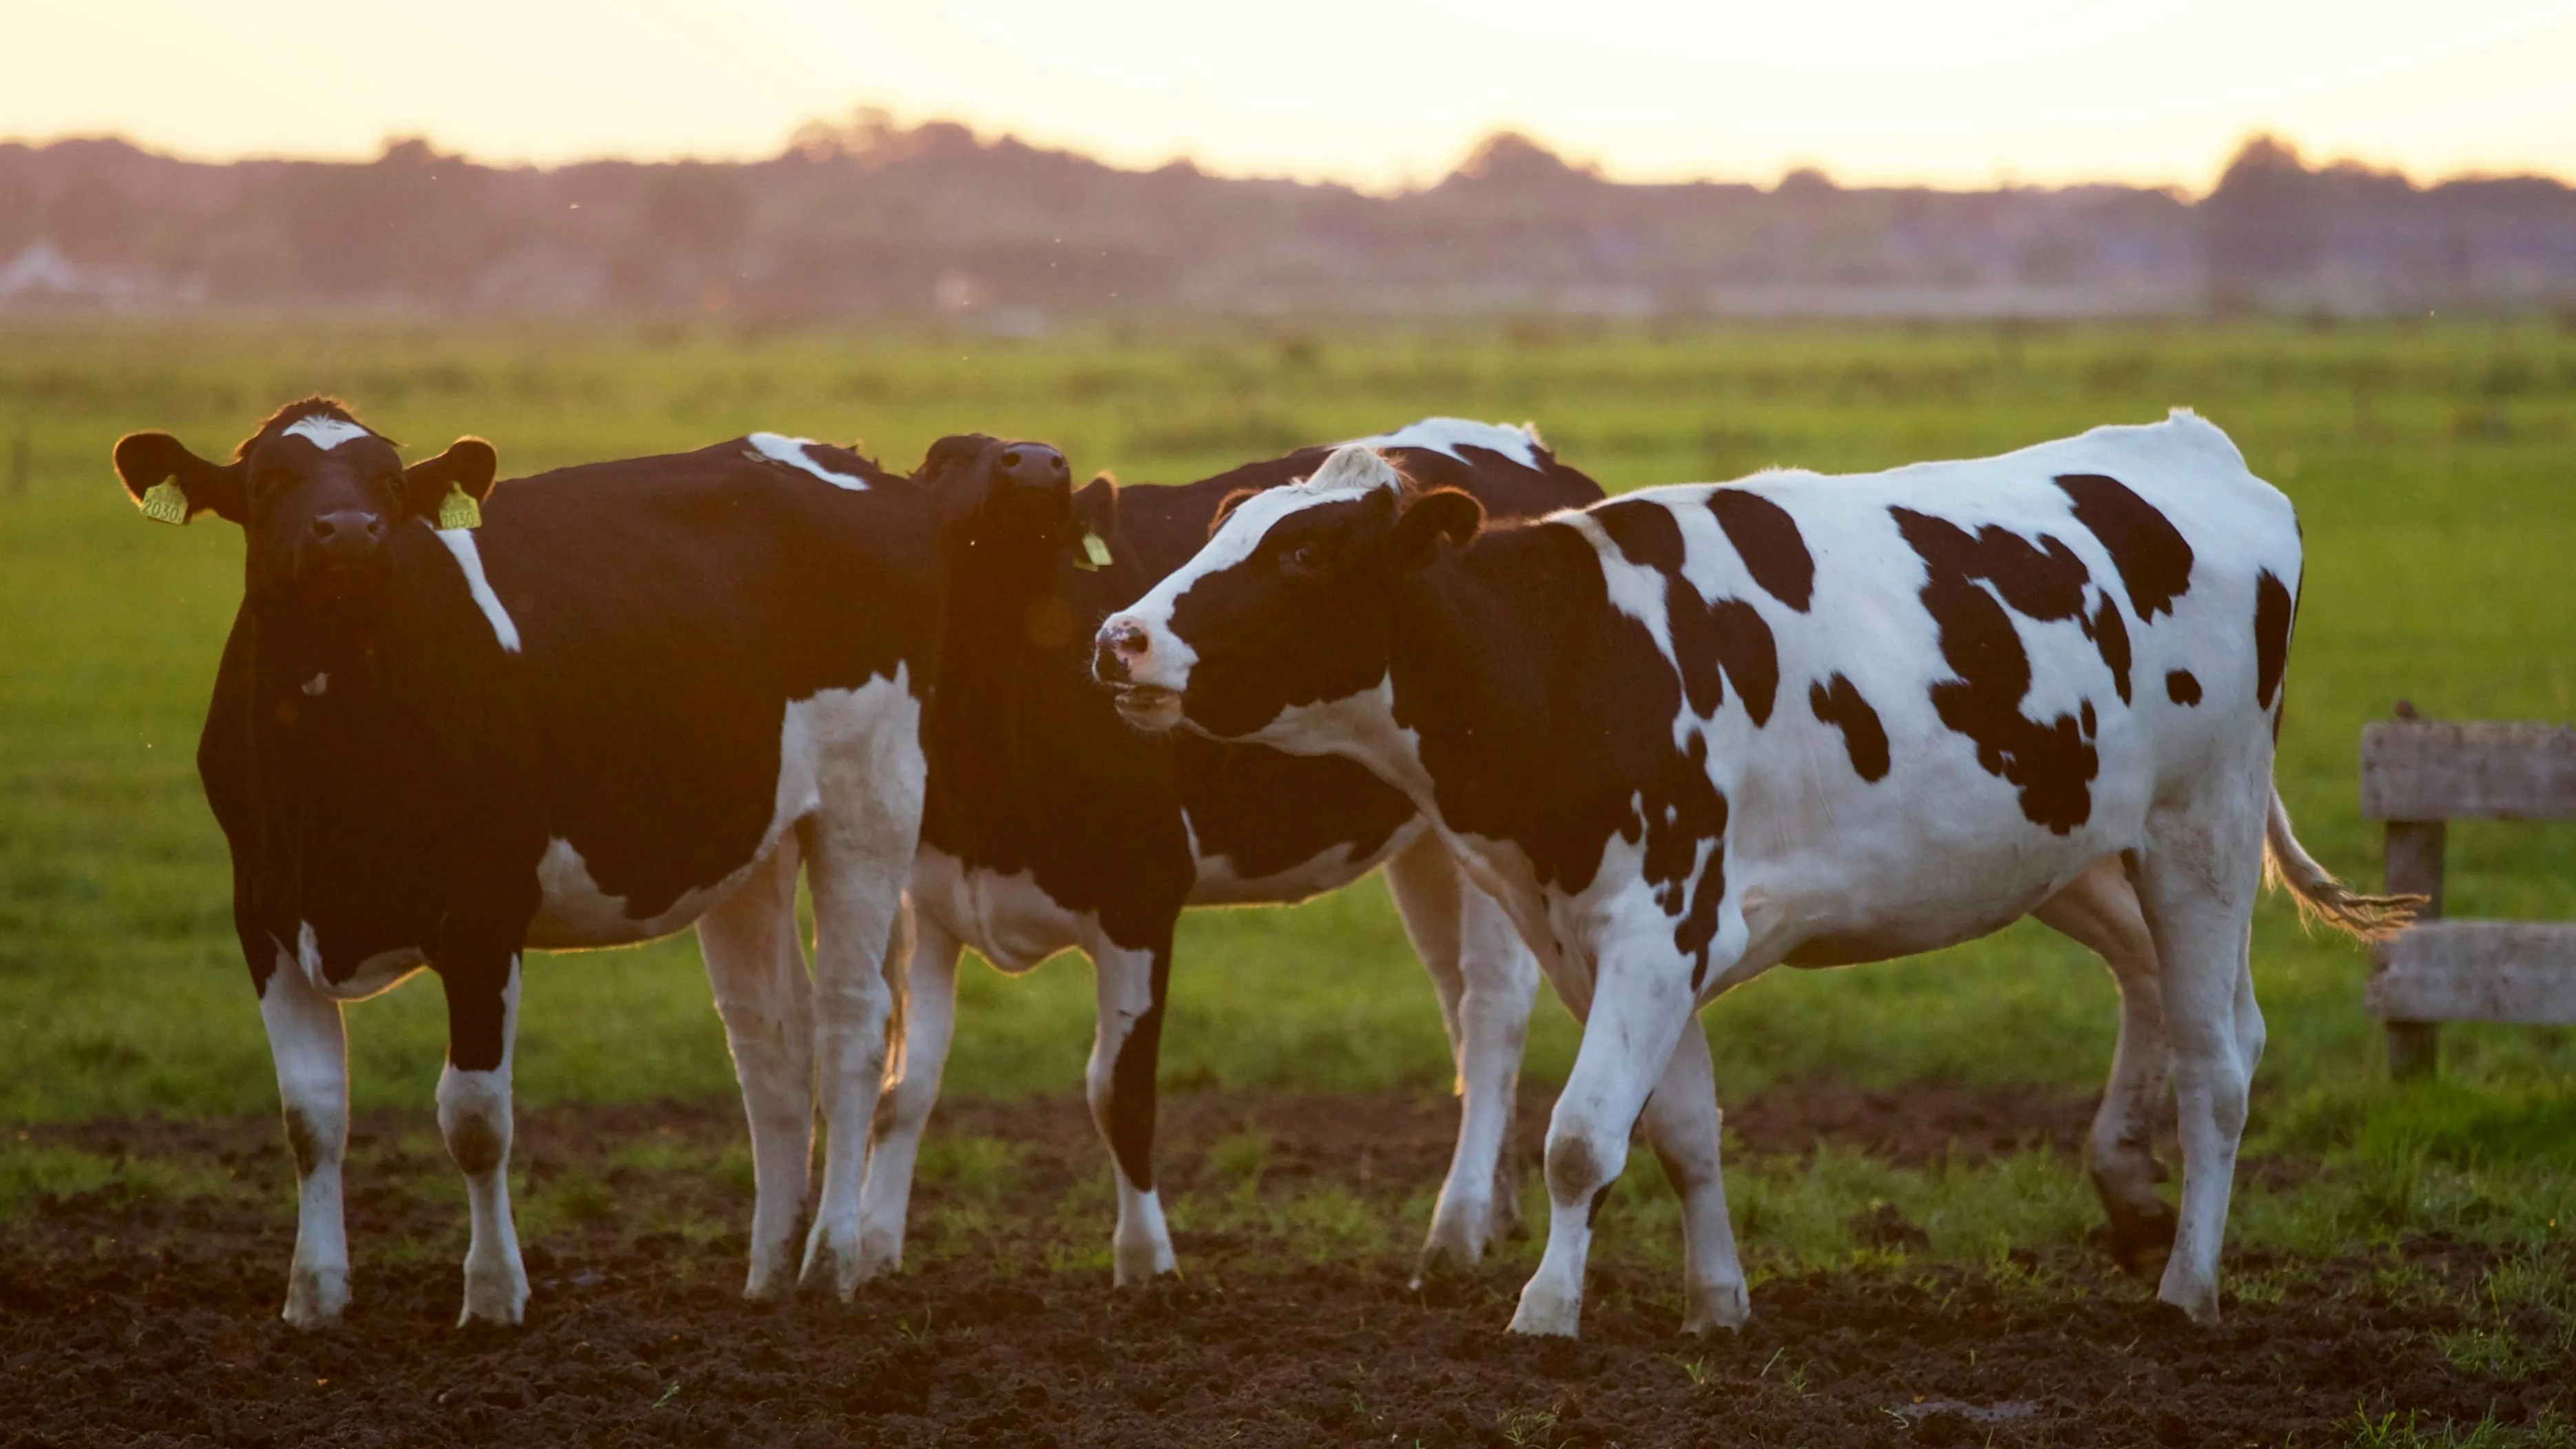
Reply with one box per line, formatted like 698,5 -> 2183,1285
999,443 -> 1070,491
1094,618 -> 1148,684
307,510 -> 386,563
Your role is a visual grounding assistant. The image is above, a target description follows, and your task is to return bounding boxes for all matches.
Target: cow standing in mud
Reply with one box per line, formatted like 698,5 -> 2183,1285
1098,412 -> 2416,1335
113,399 -> 1061,1326
860,421 -> 1601,1285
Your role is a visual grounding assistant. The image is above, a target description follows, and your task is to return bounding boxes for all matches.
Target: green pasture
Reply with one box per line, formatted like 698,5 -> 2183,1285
3,320 -> 2572,1284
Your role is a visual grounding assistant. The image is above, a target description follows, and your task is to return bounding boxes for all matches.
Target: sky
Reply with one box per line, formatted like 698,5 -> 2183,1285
8,0 -> 2573,192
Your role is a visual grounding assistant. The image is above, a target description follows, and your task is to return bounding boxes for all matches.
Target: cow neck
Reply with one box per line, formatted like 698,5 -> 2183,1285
234,527 -> 518,913
924,530 -> 1100,844
1384,521 -> 1590,843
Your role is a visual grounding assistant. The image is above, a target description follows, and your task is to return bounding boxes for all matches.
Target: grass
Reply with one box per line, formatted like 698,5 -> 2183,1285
2,320 -> 2572,1333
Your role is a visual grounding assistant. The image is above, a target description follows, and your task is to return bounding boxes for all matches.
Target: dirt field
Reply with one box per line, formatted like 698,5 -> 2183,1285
3,1089 -> 2559,1447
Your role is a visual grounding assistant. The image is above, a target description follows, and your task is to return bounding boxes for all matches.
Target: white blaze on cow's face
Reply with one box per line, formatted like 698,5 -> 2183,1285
1094,444 -> 1484,740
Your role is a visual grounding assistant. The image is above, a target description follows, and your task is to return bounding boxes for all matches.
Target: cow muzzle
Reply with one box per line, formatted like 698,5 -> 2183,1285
300,509 -> 388,574
999,443 -> 1070,492
1093,614 -> 1185,731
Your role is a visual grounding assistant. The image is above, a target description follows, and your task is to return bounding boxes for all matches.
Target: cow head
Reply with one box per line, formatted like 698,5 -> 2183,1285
114,398 -> 497,615
914,432 -> 1122,651
1093,444 -> 1482,738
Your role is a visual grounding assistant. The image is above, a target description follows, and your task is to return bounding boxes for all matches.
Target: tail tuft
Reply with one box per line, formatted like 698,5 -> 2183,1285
2263,789 -> 2424,939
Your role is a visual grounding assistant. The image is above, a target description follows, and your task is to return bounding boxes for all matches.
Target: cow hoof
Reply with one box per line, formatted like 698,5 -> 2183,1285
457,1270 -> 528,1327
1417,1206 -> 1492,1280
281,1267 -> 349,1330
800,1225 -> 864,1302
1110,1240 -> 1177,1289
855,1226 -> 905,1283
1681,1279 -> 1751,1335
1506,1283 -> 1583,1337
2156,1273 -> 2221,1327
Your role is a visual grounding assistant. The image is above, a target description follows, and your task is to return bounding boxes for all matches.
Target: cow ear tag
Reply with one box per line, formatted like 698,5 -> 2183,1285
1074,531 -> 1112,570
437,484 -> 482,532
139,481 -> 190,525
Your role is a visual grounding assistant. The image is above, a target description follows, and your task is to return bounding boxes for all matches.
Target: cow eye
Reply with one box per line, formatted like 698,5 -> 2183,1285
1281,543 -> 1322,576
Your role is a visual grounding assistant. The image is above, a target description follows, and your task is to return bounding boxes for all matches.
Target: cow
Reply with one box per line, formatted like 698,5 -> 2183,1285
853,420 -> 1604,1286
111,397 -> 1066,1327
1095,411 -> 2418,1336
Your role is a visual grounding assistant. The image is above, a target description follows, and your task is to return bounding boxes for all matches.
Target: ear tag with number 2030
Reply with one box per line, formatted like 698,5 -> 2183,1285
139,481 -> 189,525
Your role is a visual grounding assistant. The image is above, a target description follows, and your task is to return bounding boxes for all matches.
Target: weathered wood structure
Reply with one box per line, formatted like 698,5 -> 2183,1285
2358,715 -> 2576,1078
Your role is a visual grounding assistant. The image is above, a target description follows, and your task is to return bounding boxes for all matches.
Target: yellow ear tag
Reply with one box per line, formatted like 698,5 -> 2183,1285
1075,531 -> 1112,570
139,480 -> 189,525
437,484 -> 482,532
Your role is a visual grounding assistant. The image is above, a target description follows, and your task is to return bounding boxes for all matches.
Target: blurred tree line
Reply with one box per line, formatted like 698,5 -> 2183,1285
2,117 -> 2570,320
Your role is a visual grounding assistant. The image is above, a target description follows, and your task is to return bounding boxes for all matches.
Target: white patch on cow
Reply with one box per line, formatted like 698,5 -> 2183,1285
1304,442 -> 1406,497
302,672 -> 328,696
528,669 -> 919,951
1352,417 -> 1543,470
437,962 -> 526,1325
287,922 -> 426,1001
434,529 -> 523,655
746,432 -> 869,491
281,415 -> 372,451
260,941 -> 350,1328
1243,676 -> 1438,804
908,847 -> 1090,974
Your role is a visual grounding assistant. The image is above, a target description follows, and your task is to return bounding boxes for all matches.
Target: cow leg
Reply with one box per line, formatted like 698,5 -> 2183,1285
1640,1023 -> 1749,1333
1386,835 -> 1537,1275
797,828 -> 912,1300
696,840 -> 814,1300
1512,932 -> 1699,1337
2033,855 -> 2178,1279
437,953 -> 528,1326
856,908 -> 965,1280
1087,934 -> 1178,1285
2129,796 -> 2267,1326
257,948 -> 352,1329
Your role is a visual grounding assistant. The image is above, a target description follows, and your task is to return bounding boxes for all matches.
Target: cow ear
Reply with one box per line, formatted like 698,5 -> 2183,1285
916,433 -> 988,486
404,437 -> 499,527
1068,473 -> 1120,569
114,431 -> 245,525
1209,486 -> 1260,537
1386,488 -> 1484,572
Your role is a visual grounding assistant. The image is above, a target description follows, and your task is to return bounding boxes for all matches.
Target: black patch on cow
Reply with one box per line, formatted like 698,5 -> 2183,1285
1593,497 -> 1686,573
2054,473 -> 2194,621
2090,594 -> 2132,704
1808,674 -> 1890,782
1104,943 -> 1172,1190
2166,669 -> 2201,706
2081,700 -> 2098,738
1891,508 -> 2099,835
2253,570 -> 2293,709
1707,488 -> 1814,611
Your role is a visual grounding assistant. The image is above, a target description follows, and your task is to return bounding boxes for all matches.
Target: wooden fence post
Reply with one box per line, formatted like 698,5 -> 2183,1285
2382,820 -> 2446,1080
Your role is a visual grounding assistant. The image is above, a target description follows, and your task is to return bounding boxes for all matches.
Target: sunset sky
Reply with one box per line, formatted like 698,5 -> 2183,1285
8,0 -> 2572,191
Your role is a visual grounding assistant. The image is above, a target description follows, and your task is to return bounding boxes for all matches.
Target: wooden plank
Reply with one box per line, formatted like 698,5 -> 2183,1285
2368,921 -> 2576,1025
2359,720 -> 2576,821
2379,820 -> 2447,1078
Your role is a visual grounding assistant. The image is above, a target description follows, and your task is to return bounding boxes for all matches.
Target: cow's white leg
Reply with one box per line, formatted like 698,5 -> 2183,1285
856,908 -> 964,1279
2130,798 -> 2266,1326
2033,855 -> 2177,1278
437,957 -> 527,1326
1388,837 -> 1537,1274
258,949 -> 351,1329
798,831 -> 911,1300
2232,937 -> 2266,1082
1640,1023 -> 1749,1333
1512,932 -> 1699,1338
1086,936 -> 1177,1285
696,840 -> 813,1300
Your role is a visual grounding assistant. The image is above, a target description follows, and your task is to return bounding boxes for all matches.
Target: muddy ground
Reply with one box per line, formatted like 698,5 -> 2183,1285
1,1087 -> 2559,1447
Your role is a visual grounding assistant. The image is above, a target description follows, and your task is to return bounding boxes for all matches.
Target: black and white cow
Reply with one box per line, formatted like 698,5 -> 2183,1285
1097,412 -> 2416,1335
855,421 -> 1603,1285
113,399 -> 1066,1327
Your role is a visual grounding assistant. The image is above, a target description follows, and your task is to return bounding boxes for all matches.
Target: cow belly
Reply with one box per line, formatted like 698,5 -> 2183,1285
1184,815 -> 1425,907
911,847 -> 1088,974
526,678 -> 914,950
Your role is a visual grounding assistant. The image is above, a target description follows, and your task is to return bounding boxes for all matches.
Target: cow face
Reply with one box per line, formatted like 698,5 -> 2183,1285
1094,444 -> 1482,738
114,398 -> 497,614
915,432 -> 1076,541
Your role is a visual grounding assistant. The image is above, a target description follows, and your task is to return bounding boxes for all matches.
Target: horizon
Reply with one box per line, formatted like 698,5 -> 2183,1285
7,0 -> 2573,194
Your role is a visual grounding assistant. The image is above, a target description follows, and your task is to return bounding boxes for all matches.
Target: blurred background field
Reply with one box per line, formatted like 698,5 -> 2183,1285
2,319 -> 2571,1247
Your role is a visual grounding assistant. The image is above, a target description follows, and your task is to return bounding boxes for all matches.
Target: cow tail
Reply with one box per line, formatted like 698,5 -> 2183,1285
878,897 -> 915,1093
2262,788 -> 2423,939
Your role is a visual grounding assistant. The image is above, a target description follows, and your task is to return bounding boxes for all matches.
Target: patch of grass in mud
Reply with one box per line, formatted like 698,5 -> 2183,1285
2346,1407 -> 2576,1449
